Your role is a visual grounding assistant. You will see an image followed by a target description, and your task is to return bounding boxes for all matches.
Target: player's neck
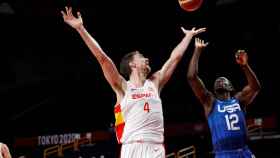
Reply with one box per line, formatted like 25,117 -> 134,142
216,93 -> 231,100
129,71 -> 147,87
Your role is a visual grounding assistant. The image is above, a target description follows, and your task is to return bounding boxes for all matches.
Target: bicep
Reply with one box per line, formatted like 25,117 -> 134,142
234,86 -> 260,107
157,58 -> 180,90
100,57 -> 126,93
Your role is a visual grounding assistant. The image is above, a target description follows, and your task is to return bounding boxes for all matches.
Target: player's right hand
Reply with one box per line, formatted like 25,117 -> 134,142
61,6 -> 83,30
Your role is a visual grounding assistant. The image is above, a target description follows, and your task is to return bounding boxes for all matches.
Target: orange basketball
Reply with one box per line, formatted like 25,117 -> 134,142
178,0 -> 203,12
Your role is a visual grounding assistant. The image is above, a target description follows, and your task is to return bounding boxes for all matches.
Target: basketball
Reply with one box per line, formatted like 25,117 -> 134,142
178,0 -> 203,12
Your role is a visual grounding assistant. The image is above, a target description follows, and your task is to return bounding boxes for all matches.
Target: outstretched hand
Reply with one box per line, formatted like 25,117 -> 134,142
61,6 -> 83,30
195,38 -> 208,49
235,50 -> 248,66
181,27 -> 206,37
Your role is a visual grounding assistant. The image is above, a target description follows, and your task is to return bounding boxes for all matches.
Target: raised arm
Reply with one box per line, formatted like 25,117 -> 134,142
151,27 -> 206,91
234,50 -> 261,108
61,7 -> 126,100
187,38 -> 213,115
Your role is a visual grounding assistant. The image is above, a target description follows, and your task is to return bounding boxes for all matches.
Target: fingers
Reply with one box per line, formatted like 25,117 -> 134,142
197,27 -> 206,34
195,38 -> 202,44
195,37 -> 199,43
235,50 -> 248,64
235,49 -> 246,57
77,11 -> 82,18
235,51 -> 240,58
65,6 -> 69,15
238,49 -> 246,54
61,6 -> 69,18
66,6 -> 73,16
181,26 -> 206,35
69,7 -> 73,17
61,10 -> 66,17
63,6 -> 74,16
193,27 -> 206,36
195,38 -> 208,47
195,38 -> 200,44
62,6 -> 81,21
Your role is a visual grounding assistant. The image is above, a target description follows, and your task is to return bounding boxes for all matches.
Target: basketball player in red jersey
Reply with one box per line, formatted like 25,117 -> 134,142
61,6 -> 205,158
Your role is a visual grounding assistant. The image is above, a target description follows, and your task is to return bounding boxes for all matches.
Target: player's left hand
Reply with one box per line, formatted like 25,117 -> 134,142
181,27 -> 206,37
235,49 -> 248,66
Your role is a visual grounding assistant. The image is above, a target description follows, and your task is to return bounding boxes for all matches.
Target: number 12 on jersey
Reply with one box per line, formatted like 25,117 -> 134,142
144,102 -> 150,113
225,114 -> 240,131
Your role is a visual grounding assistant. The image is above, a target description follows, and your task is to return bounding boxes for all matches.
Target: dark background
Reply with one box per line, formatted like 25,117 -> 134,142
0,0 -> 279,153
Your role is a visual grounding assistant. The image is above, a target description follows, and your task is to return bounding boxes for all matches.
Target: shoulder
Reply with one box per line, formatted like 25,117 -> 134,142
231,97 -> 242,105
146,79 -> 158,89
148,71 -> 161,89
232,97 -> 246,111
205,97 -> 218,117
149,71 -> 160,82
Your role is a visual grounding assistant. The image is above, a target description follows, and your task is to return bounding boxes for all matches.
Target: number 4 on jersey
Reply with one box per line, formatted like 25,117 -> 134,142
144,102 -> 150,112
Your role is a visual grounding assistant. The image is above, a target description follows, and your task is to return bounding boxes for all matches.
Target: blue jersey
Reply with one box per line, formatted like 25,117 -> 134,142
207,98 -> 248,152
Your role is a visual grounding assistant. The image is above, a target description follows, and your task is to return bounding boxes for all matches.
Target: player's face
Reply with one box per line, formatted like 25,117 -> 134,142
132,53 -> 151,74
214,77 -> 232,92
214,77 -> 233,99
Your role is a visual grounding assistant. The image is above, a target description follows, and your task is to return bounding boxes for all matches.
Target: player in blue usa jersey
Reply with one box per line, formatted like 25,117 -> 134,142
187,38 -> 261,158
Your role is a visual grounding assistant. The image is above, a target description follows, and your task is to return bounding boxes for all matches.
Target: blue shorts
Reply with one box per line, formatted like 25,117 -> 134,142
214,146 -> 255,158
